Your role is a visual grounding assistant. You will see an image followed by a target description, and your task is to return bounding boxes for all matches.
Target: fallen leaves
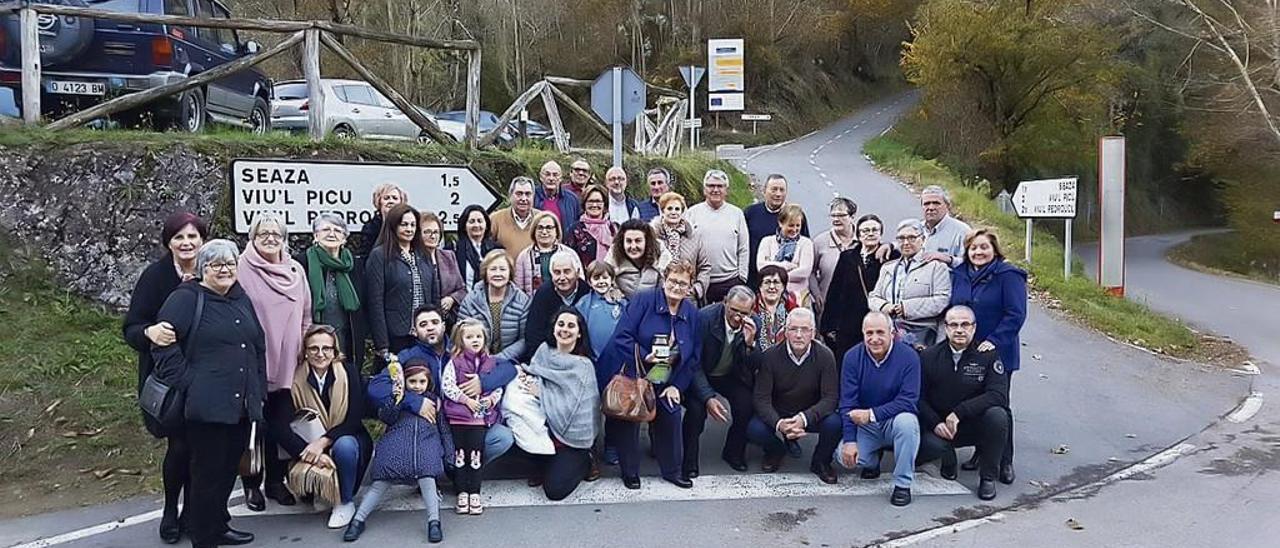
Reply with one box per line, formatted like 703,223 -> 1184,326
1066,518 -> 1084,531
1051,444 -> 1071,455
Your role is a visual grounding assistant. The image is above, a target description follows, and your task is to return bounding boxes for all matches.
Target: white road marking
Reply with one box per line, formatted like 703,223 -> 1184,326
10,509 -> 165,548
872,513 -> 1007,547
825,181 -> 834,187
879,124 -> 895,137
1226,392 -> 1264,423
870,443 -> 1198,546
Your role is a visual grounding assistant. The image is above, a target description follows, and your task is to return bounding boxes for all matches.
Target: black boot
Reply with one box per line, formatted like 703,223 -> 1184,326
243,486 -> 265,512
157,511 -> 181,544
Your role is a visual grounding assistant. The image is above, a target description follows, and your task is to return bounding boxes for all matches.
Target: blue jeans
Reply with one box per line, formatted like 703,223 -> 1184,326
331,435 -> 363,504
745,413 -> 843,467
839,413 -> 920,488
485,423 -> 514,462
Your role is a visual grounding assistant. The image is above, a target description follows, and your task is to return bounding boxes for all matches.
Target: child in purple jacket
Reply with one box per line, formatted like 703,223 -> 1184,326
441,318 -> 504,515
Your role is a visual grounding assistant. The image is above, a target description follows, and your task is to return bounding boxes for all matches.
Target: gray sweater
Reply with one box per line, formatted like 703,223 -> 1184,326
458,281 -> 531,362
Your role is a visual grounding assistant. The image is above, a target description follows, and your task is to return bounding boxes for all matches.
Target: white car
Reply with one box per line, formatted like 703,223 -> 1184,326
271,79 -> 464,143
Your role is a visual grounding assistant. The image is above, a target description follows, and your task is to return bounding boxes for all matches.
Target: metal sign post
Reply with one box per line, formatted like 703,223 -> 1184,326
1013,177 -> 1079,277
679,65 -> 706,150
591,67 -> 647,168
1099,137 -> 1127,295
611,67 -> 622,167
741,113 -> 771,134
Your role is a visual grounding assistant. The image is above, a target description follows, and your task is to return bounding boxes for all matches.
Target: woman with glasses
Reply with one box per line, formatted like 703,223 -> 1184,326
367,203 -> 438,360
263,325 -> 372,529
650,192 -> 711,302
600,260 -> 702,490
820,214 -> 899,361
514,211 -> 582,296
755,204 -> 815,305
419,212 -> 467,321
238,213 -> 312,512
752,265 -> 799,353
458,250 -> 531,362
151,240 -> 266,548
297,213 -> 363,375
809,197 -> 859,319
566,185 -> 618,267
123,211 -> 208,544
949,228 -> 1026,484
867,218 -> 952,348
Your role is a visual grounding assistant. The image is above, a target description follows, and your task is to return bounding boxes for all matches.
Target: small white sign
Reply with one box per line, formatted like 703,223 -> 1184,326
1274,210 -> 1280,223
682,118 -> 703,128
741,113 -> 771,121
707,38 -> 745,92
708,92 -> 744,112
1013,177 -> 1078,218
230,159 -> 501,233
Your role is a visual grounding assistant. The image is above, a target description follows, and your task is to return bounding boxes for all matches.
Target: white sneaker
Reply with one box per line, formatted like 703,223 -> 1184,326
328,502 -> 356,529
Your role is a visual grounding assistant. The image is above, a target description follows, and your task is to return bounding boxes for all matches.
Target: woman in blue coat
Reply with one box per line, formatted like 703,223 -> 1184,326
950,228 -> 1026,484
599,260 -> 702,490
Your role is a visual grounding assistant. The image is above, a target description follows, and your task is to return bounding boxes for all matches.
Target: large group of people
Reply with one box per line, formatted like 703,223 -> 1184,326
124,159 -> 1027,547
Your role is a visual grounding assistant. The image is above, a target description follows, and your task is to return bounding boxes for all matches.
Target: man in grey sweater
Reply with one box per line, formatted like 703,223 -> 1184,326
684,169 -> 750,303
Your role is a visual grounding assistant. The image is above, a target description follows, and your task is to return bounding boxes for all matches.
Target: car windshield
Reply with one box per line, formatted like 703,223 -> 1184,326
274,83 -> 308,101
87,0 -> 142,11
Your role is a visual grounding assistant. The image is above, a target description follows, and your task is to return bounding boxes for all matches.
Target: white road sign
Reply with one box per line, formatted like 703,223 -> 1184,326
741,113 -> 771,121
707,38 -> 745,91
681,118 -> 703,128
230,159 -> 500,233
1013,177 -> 1078,218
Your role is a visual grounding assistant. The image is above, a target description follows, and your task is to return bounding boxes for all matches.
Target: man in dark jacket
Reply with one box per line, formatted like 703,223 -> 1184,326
916,305 -> 1010,500
522,251 -> 590,362
683,285 -> 758,477
747,308 -> 841,484
744,174 -> 809,286
533,160 -> 582,235
367,305 -> 516,463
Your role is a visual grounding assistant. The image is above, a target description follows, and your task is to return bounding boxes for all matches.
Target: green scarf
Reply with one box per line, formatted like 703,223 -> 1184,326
306,245 -> 360,316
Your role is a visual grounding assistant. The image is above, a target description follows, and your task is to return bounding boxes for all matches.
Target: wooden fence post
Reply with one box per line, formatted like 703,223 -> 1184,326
465,49 -> 482,148
477,80 -> 544,149
539,84 -> 569,152
303,28 -> 325,142
19,7 -> 40,125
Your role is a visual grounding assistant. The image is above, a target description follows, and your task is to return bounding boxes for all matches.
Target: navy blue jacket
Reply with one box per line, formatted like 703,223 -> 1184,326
367,338 -> 517,414
534,185 -> 582,235
637,198 -> 661,222
598,288 -> 702,393
949,259 -> 1028,372
688,303 -> 758,402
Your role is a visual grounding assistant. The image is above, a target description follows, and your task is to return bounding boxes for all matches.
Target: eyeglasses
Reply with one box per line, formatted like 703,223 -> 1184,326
535,225 -> 557,232
726,306 -> 752,318
665,278 -> 692,290
255,232 -> 283,242
316,226 -> 345,235
858,227 -> 882,235
829,212 -> 850,219
421,229 -> 441,236
761,279 -> 783,286
306,345 -> 336,355
944,321 -> 975,329
786,326 -> 814,333
572,167 -> 590,173
895,234 -> 922,242
207,262 -> 236,272
585,198 -> 605,205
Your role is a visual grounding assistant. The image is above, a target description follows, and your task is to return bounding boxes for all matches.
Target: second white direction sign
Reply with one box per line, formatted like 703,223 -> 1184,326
1013,177 -> 1078,218
231,159 -> 501,233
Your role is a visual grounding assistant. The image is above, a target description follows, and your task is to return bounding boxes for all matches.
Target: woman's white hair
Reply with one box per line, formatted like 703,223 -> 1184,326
196,239 -> 240,278
247,212 -> 290,258
311,212 -> 349,236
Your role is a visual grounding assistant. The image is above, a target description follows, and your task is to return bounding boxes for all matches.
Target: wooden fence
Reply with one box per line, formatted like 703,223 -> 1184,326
0,2 -> 491,147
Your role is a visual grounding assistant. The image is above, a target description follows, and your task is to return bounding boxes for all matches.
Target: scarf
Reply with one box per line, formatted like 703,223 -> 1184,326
754,295 -> 794,351
580,216 -> 616,263
306,245 -> 360,316
526,345 -> 599,449
774,231 -> 800,263
241,242 -> 305,299
657,221 -> 685,258
286,362 -> 349,507
401,248 -> 425,312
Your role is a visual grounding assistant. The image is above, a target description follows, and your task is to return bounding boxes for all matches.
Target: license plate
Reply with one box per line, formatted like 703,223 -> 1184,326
48,81 -> 106,96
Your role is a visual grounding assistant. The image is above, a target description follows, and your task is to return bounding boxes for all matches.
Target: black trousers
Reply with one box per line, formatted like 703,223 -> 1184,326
542,446 -> 591,501
186,420 -> 250,545
704,278 -> 745,304
682,374 -> 754,472
917,407 -> 1010,481
1004,371 -> 1016,466
161,434 -> 190,518
607,398 -> 683,480
453,426 -> 487,493
242,390 -> 289,490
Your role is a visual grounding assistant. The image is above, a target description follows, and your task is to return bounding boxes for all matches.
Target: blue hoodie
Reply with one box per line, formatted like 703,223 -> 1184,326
366,338 -> 518,415
950,258 -> 1028,372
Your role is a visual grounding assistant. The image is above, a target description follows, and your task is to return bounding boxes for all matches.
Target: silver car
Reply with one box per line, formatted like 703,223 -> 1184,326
271,78 -> 464,142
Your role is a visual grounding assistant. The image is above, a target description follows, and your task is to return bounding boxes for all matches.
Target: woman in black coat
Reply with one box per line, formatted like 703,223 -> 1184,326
365,203 -> 438,360
819,214 -> 899,362
121,211 -> 207,544
152,239 -> 268,548
450,204 -> 503,291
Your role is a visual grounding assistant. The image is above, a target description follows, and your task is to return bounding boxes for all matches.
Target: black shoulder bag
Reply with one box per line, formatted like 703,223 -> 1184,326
140,290 -> 205,432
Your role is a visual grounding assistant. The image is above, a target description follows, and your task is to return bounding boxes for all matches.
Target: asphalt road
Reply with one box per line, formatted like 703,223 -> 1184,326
0,97 -> 1251,548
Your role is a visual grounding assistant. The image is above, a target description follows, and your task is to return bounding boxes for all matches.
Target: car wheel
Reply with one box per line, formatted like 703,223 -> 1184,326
417,131 -> 433,144
166,88 -> 206,133
248,97 -> 270,135
332,125 -> 356,139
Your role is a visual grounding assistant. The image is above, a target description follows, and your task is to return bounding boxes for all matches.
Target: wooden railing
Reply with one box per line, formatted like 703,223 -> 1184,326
0,2 -> 489,147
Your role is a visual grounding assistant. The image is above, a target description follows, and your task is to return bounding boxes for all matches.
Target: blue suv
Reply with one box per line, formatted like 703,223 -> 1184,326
0,0 -> 272,133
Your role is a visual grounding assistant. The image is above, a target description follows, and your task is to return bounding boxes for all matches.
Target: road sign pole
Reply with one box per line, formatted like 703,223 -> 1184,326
1025,219 -> 1033,263
611,67 -> 623,168
1064,219 -> 1073,278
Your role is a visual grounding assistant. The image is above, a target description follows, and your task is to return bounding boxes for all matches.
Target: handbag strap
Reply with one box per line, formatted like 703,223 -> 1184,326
631,344 -> 650,377
181,289 -> 206,355
856,255 -> 871,300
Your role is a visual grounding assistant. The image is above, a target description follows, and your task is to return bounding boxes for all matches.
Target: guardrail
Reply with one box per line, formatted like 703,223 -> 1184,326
0,1 -> 493,147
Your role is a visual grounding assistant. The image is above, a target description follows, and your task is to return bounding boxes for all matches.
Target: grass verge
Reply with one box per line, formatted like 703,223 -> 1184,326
1167,231 -> 1280,287
863,136 -> 1215,360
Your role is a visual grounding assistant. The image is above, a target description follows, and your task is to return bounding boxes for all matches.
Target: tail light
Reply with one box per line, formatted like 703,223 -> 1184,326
299,100 -> 308,111
151,37 -> 172,68
0,28 -> 7,60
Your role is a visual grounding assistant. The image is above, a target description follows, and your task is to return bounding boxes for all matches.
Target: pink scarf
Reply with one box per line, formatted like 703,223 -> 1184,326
580,216 -> 616,263
240,244 -> 306,299
238,243 -> 311,391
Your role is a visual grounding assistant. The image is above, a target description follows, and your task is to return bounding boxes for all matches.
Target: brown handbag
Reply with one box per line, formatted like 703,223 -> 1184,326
602,345 -> 657,423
